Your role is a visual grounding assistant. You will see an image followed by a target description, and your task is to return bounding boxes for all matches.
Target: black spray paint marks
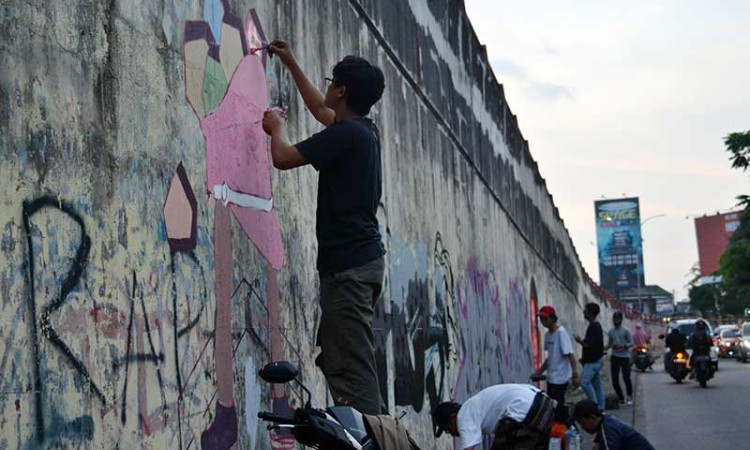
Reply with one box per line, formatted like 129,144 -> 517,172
374,277 -> 450,413
22,197 -> 103,443
117,271 -> 168,425
120,273 -> 136,425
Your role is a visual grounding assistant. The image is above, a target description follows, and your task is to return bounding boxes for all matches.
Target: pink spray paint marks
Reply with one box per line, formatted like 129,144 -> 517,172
200,52 -> 284,270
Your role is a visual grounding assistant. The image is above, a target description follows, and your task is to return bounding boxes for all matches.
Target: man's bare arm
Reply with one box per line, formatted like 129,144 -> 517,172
268,40 -> 335,126
569,353 -> 580,386
537,359 -> 548,375
263,111 -> 308,170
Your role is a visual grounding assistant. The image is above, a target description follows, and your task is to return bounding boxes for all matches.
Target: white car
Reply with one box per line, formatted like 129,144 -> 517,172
666,319 -> 719,371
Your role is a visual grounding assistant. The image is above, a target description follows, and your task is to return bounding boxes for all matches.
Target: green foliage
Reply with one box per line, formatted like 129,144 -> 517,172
725,131 -> 750,171
718,211 -> 750,315
725,131 -> 750,208
688,284 -> 721,316
716,131 -> 750,316
685,262 -> 701,289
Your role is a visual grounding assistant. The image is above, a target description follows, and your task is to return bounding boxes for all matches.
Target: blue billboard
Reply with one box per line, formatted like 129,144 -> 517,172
595,198 -> 644,292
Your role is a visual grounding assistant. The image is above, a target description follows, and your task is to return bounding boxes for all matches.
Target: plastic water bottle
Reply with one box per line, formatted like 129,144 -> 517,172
547,436 -> 562,450
565,425 -> 581,450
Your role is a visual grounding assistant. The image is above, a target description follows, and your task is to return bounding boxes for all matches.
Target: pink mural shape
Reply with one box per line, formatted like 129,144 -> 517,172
163,162 -> 198,252
183,10 -> 284,270
245,10 -> 268,68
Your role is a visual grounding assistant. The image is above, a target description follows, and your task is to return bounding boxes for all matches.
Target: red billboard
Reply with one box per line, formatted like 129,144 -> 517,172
694,211 -> 741,277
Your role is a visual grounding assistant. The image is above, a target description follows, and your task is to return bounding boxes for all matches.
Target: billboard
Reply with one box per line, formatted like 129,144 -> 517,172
656,302 -> 675,317
595,198 -> 643,292
694,211 -> 741,277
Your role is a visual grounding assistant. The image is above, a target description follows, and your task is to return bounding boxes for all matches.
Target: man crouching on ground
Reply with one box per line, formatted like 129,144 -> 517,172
263,40 -> 386,414
433,384 -> 557,449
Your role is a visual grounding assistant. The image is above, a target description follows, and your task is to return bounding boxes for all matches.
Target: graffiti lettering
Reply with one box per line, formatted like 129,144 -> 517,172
22,197 -> 101,444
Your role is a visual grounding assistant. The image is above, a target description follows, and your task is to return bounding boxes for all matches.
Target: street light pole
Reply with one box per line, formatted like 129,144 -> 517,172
635,214 -> 666,313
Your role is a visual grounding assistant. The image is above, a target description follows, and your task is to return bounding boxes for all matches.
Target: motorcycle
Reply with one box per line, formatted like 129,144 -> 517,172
693,355 -> 714,388
633,346 -> 651,372
668,351 -> 689,383
257,361 -> 421,450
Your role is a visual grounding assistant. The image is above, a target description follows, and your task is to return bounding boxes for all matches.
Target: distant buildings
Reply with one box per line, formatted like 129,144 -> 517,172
616,285 -> 674,316
694,211 -> 741,284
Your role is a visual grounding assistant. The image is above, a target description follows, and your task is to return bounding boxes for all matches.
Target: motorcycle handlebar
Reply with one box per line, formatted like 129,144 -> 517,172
258,411 -> 299,425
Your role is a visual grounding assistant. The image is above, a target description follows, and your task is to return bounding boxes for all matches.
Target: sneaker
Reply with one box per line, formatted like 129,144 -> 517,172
626,396 -> 633,405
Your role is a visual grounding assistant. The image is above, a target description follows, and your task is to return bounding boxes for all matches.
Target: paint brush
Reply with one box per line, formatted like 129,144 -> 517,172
249,42 -> 269,55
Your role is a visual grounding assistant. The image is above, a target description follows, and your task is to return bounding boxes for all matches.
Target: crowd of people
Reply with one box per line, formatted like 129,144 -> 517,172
431,303 -> 655,449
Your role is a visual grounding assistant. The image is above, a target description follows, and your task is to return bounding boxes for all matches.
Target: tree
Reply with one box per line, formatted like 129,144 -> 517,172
717,130 -> 750,315
724,131 -> 750,208
688,283 -> 721,316
718,212 -> 750,315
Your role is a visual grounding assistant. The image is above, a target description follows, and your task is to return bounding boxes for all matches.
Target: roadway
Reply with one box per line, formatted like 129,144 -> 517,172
638,357 -> 750,449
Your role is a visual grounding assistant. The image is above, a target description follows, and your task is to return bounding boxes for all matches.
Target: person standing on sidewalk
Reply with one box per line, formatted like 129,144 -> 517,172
575,303 -> 605,412
606,311 -> 634,405
263,41 -> 386,414
533,305 -> 579,423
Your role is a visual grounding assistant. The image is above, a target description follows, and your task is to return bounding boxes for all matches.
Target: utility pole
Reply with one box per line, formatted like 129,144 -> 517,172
635,214 -> 666,312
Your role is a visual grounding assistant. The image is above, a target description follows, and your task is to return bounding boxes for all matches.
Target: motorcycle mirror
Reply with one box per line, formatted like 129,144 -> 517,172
259,361 -> 298,384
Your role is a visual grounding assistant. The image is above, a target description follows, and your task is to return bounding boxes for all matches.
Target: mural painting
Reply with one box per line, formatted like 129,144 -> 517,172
183,2 -> 286,448
0,1 -> 664,449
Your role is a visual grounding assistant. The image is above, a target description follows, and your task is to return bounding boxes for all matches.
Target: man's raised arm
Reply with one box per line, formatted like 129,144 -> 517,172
268,40 -> 336,126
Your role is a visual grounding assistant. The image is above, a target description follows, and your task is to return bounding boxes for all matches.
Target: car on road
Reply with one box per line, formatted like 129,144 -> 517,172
736,322 -> 750,363
714,324 -> 738,338
717,327 -> 741,358
666,319 -> 719,371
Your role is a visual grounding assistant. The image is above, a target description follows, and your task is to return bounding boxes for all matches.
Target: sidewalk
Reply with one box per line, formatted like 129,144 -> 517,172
574,363 -> 651,448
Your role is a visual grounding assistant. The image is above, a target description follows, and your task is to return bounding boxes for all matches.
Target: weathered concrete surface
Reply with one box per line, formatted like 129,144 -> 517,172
0,0 -> 659,448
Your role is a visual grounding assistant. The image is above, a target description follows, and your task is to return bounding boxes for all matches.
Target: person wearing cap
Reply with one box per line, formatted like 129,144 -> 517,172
432,384 -> 557,449
532,305 -> 578,423
605,311 -> 634,405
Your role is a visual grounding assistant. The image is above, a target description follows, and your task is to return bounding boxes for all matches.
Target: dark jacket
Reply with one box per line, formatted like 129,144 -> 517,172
665,330 -> 686,353
687,330 -> 711,356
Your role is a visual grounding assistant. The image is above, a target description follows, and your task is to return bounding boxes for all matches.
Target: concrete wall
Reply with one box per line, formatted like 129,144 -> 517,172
0,0 -> 659,448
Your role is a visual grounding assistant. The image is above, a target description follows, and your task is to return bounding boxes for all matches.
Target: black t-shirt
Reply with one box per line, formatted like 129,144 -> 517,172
582,321 -> 604,363
296,118 -> 385,274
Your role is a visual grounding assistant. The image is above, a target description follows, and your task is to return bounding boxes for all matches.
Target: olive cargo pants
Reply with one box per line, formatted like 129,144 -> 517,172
315,257 -> 384,415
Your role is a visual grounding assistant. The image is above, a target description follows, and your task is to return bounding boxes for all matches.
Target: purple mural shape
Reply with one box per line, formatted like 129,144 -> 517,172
163,162 -> 198,252
183,11 -> 284,270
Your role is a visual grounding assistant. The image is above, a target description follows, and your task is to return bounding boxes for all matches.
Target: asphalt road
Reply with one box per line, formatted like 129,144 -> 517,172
639,357 -> 750,449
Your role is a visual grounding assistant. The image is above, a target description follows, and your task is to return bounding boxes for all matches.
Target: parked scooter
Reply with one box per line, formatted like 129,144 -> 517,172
667,351 -> 689,383
693,355 -> 714,388
633,346 -> 651,372
257,361 -> 421,450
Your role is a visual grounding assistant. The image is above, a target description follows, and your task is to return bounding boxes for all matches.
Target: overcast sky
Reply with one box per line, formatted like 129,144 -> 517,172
464,0 -> 750,301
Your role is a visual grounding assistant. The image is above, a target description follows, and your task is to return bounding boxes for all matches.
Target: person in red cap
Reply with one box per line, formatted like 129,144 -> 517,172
532,305 -> 578,424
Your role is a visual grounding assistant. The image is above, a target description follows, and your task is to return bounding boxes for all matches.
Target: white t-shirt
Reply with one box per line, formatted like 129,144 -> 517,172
457,384 -> 539,449
544,325 -> 574,384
